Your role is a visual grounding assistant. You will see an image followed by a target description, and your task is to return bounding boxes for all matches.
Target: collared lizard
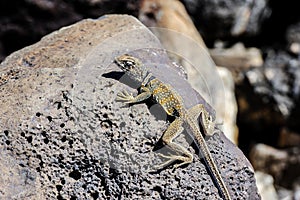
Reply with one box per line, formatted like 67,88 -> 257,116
114,54 -> 231,200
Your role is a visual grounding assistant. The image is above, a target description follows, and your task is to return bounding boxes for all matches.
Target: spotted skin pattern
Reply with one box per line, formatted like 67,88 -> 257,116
115,54 -> 231,200
150,79 -> 183,116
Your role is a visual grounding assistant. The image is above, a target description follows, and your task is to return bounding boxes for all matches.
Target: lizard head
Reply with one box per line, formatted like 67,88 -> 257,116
115,54 -> 148,83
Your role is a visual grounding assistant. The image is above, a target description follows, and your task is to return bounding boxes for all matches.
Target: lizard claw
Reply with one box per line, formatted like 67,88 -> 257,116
153,153 -> 175,170
154,153 -> 192,170
116,90 -> 135,103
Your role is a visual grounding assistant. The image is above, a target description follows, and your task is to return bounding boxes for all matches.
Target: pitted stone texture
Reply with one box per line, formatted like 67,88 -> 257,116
0,149 -> 43,199
0,15 -> 259,199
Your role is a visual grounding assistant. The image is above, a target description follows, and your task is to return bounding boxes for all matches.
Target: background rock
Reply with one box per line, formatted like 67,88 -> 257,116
181,0 -> 271,40
0,15 -> 259,199
210,42 -> 263,73
250,143 -> 300,190
255,171 -> 278,200
237,49 -> 300,155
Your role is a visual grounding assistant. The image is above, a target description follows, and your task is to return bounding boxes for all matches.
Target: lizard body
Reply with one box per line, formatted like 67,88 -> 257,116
115,54 -> 231,200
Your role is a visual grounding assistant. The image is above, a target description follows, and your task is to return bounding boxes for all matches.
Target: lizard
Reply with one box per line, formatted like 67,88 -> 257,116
114,54 -> 231,200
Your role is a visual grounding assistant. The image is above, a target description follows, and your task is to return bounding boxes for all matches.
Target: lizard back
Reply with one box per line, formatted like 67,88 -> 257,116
147,78 -> 184,117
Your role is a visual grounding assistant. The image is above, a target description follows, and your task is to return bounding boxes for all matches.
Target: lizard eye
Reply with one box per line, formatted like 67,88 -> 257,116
122,60 -> 134,70
208,115 -> 212,121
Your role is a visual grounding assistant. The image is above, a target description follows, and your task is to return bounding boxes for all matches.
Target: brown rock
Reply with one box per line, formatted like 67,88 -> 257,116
278,127 -> 300,147
139,0 -> 206,47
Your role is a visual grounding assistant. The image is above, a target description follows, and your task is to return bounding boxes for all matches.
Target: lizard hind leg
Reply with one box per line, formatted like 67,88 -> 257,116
155,118 -> 194,169
187,104 -> 215,136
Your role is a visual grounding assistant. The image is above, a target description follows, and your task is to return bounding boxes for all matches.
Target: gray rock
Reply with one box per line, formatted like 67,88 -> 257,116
243,50 -> 300,118
0,15 -> 259,199
236,50 -> 300,154
286,22 -> 300,45
286,22 -> 300,54
0,149 -> 43,199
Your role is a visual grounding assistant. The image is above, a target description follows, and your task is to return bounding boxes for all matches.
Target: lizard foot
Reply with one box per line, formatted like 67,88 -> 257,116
155,153 -> 192,170
116,90 -> 135,103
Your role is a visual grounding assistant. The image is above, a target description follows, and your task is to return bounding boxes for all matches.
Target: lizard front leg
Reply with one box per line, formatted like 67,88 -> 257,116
156,117 -> 194,169
116,86 -> 152,104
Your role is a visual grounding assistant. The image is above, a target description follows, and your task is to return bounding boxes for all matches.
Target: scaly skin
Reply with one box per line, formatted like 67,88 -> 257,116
115,54 -> 231,200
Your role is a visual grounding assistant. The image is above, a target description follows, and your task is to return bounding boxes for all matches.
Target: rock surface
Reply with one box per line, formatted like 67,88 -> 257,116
0,15 -> 259,199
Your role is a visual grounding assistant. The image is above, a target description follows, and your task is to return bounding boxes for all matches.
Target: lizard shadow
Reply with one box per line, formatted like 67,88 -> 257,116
102,71 -> 139,89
